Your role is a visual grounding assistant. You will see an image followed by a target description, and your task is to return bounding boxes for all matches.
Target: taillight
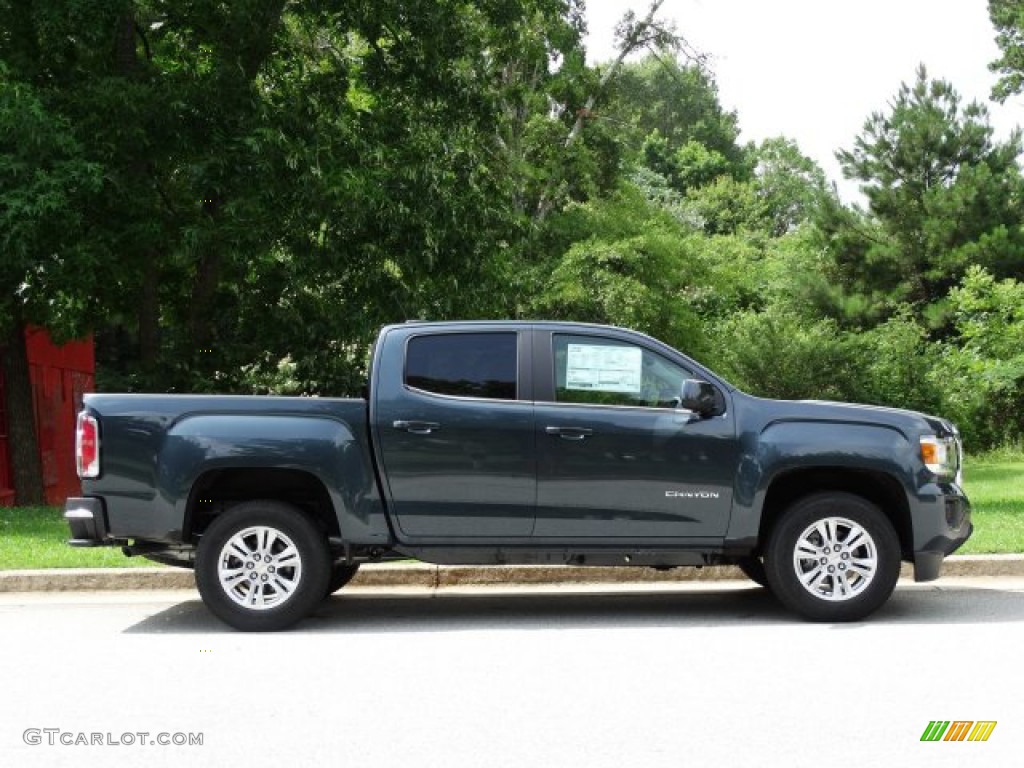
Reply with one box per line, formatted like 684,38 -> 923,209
76,412 -> 100,479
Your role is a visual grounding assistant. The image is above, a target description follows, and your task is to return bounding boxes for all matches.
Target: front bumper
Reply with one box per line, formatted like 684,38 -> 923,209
65,497 -> 121,547
912,485 -> 972,581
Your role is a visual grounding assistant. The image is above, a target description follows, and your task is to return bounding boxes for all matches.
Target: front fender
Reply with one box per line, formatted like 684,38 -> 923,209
727,420 -> 917,543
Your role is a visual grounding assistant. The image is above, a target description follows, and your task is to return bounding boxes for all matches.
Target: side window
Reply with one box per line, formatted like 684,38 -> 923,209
405,333 -> 518,400
553,334 -> 692,409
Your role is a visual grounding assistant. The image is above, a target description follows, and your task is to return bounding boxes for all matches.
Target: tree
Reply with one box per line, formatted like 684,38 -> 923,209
0,62 -> 104,504
531,0 -> 685,220
669,138 -> 827,239
990,0 -> 1024,101
3,1 -> 617,397
753,137 -> 829,237
604,54 -> 744,180
2,0 -> 610,497
831,65 -> 1024,317
937,267 -> 1024,447
528,184 -> 706,355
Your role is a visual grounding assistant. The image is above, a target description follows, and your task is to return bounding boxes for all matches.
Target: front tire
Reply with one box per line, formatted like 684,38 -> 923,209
195,500 -> 331,631
735,556 -> 770,589
326,563 -> 361,596
764,492 -> 900,622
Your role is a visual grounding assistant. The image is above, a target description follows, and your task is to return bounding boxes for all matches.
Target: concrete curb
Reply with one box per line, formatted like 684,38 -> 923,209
2,554 -> 1023,592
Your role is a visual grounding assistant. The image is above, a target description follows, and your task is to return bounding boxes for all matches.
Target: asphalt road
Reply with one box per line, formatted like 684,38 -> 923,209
1,579 -> 1022,768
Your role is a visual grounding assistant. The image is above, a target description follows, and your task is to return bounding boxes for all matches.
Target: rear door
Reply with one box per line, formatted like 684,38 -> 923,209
534,330 -> 738,539
373,326 -> 535,540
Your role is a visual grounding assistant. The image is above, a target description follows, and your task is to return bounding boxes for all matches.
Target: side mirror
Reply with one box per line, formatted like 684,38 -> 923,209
680,379 -> 721,417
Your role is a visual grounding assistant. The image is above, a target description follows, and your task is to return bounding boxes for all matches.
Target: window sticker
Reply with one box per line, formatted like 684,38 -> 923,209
565,344 -> 642,393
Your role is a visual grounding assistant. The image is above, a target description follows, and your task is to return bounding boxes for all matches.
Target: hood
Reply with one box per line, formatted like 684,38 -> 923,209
739,394 -> 958,439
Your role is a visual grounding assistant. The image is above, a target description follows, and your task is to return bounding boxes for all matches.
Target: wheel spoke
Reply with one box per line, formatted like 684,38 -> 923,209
824,518 -> 838,547
813,521 -> 829,545
241,579 -> 256,603
261,528 -> 278,557
834,571 -> 851,598
844,529 -> 867,552
795,540 -> 819,559
275,546 -> 299,568
221,568 -> 248,586
800,565 -> 826,590
849,557 -> 875,577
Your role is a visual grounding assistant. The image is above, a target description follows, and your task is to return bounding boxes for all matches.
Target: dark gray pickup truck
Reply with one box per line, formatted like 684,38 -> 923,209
66,321 -> 971,629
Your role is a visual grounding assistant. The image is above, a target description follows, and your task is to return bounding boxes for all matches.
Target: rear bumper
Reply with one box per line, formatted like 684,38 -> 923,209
65,497 -> 122,547
912,484 -> 972,581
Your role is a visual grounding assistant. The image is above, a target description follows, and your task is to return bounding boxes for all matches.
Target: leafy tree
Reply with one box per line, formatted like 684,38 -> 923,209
853,315 -> 942,415
683,175 -> 766,236
713,307 -> 858,401
528,184 -> 706,355
713,306 -> 942,416
530,0 -> 685,221
3,0 -> 605,493
754,137 -> 829,236
0,69 -> 104,504
937,267 -> 1024,447
641,135 -> 733,196
639,136 -> 828,238
604,54 -> 744,179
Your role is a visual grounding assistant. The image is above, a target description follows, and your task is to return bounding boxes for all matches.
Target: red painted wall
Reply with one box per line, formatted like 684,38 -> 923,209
0,327 -> 95,506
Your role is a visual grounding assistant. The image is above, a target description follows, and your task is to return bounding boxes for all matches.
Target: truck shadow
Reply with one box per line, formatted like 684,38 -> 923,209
123,582 -> 1024,634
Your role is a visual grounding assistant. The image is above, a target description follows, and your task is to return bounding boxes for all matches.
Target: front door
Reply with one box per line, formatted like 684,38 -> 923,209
535,331 -> 738,539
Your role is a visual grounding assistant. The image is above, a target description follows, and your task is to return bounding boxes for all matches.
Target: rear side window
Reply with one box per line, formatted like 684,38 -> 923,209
405,333 -> 518,400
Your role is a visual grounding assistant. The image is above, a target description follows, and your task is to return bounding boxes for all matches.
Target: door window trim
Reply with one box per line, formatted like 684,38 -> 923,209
533,329 -> 726,415
401,330 -> 533,403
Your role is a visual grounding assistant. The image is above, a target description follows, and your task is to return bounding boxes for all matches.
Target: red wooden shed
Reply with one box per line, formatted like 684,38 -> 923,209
0,327 -> 95,506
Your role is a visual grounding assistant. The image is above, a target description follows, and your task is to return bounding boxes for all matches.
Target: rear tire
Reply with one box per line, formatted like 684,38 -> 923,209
764,492 -> 900,622
195,500 -> 331,631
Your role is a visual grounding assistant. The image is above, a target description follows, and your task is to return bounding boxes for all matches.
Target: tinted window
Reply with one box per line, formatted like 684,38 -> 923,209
406,333 -> 517,400
553,334 -> 691,409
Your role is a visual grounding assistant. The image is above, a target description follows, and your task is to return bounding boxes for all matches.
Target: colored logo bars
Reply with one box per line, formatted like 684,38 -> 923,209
921,721 -> 997,742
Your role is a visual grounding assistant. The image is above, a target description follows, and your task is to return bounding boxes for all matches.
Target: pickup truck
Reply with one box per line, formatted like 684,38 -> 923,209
65,321 -> 972,630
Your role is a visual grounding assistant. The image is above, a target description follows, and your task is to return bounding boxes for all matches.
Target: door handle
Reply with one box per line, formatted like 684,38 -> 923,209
393,420 -> 441,435
545,426 -> 593,441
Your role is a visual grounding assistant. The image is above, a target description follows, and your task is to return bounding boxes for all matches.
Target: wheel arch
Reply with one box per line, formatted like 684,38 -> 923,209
184,467 -> 341,543
757,467 -> 912,559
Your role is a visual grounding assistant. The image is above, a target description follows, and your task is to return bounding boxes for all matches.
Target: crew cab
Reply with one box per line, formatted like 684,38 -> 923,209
65,321 -> 972,630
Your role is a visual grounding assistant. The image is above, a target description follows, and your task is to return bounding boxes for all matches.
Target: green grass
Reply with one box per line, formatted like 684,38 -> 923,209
959,457 -> 1024,554
0,506 -> 153,569
1,456 -> 1022,568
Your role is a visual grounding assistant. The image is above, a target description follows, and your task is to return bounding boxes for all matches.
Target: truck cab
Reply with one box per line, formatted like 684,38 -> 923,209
372,321 -> 738,544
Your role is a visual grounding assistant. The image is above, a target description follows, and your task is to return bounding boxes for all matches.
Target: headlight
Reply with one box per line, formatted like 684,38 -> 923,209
920,434 -> 959,480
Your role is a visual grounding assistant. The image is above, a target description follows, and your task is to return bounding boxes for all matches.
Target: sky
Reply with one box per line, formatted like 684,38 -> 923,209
585,0 -> 1024,200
